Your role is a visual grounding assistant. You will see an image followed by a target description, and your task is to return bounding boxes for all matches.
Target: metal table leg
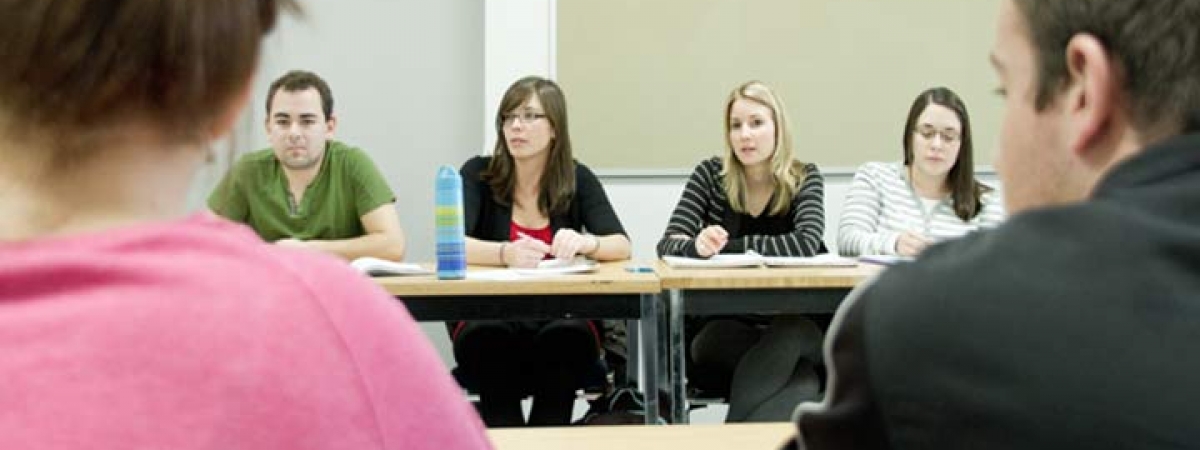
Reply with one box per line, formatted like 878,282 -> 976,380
669,289 -> 688,424
626,318 -> 639,387
639,292 -> 661,424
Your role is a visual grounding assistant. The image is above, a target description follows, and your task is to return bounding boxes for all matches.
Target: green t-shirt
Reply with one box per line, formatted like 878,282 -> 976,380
207,140 -> 395,242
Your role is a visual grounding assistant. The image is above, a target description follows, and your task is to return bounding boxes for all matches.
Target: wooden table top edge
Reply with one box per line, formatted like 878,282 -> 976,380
373,260 -> 661,297
487,423 -> 796,449
654,259 -> 881,290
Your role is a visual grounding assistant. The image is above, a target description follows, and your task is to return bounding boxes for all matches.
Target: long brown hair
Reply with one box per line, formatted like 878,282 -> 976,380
902,87 -> 991,221
722,81 -> 808,216
483,76 -> 576,217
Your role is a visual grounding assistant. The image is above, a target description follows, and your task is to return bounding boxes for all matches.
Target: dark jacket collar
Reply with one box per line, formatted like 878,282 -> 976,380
1092,132 -> 1200,198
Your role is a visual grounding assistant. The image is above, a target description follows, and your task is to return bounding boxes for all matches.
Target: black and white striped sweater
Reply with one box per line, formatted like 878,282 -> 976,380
656,157 -> 826,257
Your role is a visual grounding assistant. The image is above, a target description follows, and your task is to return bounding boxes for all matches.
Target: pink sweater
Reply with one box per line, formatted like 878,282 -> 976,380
0,214 -> 492,449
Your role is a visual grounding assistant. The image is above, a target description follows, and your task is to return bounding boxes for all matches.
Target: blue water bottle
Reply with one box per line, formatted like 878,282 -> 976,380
435,165 -> 467,279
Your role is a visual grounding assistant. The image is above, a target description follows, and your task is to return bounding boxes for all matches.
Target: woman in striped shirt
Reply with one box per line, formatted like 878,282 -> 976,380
657,81 -> 826,422
838,87 -> 1006,257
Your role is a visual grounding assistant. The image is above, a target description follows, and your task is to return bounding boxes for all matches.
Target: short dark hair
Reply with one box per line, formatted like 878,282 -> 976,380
902,87 -> 991,222
1012,0 -> 1200,136
266,70 -> 335,120
0,0 -> 299,148
483,76 -> 576,217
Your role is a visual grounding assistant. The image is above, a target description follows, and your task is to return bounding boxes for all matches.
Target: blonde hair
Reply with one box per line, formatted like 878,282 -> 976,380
721,81 -> 807,216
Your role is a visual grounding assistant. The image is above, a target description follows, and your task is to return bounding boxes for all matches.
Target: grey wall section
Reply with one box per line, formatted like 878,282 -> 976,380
188,0 -> 484,367
252,0 -> 484,263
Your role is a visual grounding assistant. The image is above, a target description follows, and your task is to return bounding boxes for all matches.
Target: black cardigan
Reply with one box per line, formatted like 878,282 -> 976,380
460,156 -> 628,242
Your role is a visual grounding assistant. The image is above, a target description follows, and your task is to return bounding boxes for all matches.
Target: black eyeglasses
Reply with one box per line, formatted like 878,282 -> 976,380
501,112 -> 547,126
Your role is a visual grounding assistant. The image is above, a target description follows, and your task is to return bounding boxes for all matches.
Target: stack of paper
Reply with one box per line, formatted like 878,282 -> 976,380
661,253 -> 763,268
468,257 -> 598,280
511,257 -> 598,276
350,257 -> 433,277
662,252 -> 857,269
858,255 -> 915,266
761,254 -> 858,267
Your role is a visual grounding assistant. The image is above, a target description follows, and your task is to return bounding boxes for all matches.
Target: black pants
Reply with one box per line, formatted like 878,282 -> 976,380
452,319 -> 601,427
689,314 -> 826,422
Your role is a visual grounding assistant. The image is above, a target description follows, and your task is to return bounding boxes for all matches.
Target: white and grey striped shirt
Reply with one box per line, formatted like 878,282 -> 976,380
657,157 -> 826,257
837,162 -> 1006,256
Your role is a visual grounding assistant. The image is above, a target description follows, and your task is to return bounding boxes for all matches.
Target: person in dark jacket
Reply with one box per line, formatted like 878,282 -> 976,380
453,76 -> 632,427
787,0 -> 1200,448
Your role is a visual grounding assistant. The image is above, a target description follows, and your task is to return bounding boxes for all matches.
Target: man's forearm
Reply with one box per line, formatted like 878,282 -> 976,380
303,232 -> 406,261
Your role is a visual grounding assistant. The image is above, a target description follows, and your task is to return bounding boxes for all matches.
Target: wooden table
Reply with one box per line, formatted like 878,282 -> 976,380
654,262 -> 882,423
488,423 -> 795,450
374,262 -> 666,424
376,262 -> 660,298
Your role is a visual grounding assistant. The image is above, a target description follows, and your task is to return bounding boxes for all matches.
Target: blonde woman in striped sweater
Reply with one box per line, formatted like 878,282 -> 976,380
657,81 -> 826,422
838,87 -> 1006,257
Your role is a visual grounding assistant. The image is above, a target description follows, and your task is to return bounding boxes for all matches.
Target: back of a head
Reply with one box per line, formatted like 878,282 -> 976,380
0,0 -> 300,155
1013,0 -> 1200,138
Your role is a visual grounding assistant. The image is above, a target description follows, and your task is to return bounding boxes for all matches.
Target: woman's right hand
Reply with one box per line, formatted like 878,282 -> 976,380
895,231 -> 932,257
694,225 -> 729,258
503,236 -> 551,268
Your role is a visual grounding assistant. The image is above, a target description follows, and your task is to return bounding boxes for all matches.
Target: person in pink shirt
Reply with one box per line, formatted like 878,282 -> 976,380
0,1 -> 491,449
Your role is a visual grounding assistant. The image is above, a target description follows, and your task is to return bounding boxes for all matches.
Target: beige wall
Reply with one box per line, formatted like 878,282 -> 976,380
558,0 -> 1003,171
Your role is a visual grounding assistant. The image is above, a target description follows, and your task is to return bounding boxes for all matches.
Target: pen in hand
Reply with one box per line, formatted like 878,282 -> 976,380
507,232 -> 550,268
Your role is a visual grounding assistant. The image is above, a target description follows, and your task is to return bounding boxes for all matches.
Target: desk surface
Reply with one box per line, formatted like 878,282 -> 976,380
487,423 -> 795,450
654,261 -> 881,290
373,261 -> 660,297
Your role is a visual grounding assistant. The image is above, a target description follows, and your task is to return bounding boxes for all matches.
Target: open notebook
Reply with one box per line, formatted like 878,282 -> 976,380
858,254 -> 915,266
513,257 -> 598,275
350,257 -> 433,277
662,252 -> 857,269
469,257 -> 598,280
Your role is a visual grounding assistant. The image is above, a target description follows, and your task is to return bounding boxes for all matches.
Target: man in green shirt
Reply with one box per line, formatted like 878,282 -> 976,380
208,70 -> 406,261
